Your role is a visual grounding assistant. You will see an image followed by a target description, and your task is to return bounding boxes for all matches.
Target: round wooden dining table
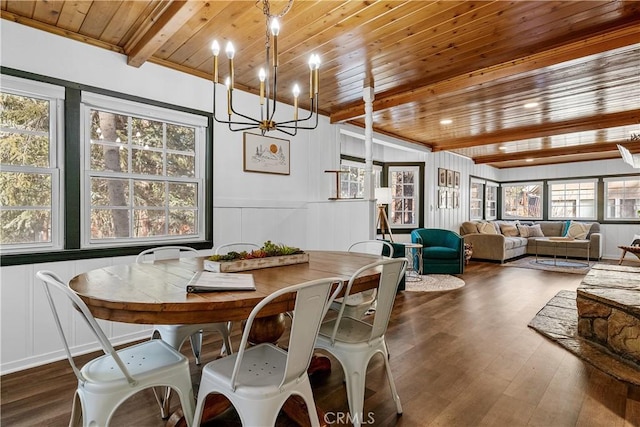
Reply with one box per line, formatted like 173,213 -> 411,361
69,250 -> 384,427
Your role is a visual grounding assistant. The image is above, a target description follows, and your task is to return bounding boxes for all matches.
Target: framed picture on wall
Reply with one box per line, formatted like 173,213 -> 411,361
438,168 -> 447,186
446,169 -> 454,187
243,132 -> 290,175
454,171 -> 460,188
453,190 -> 460,208
438,189 -> 447,208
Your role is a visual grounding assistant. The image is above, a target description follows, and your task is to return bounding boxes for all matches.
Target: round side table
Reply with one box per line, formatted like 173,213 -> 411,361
403,243 -> 423,281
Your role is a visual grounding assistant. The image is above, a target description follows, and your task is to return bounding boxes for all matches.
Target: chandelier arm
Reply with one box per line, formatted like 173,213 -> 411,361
228,89 -> 264,125
277,97 -> 317,126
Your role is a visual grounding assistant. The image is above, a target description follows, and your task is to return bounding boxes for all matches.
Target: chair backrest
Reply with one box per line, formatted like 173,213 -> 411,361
411,228 -> 462,249
230,277 -> 344,391
214,242 -> 260,255
348,240 -> 394,257
328,258 -> 407,344
35,270 -> 137,385
136,245 -> 199,263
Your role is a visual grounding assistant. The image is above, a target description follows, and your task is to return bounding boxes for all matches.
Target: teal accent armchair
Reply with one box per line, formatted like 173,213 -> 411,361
410,228 -> 464,274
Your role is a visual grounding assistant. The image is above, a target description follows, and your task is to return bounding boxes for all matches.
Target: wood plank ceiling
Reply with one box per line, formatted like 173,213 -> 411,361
2,0 -> 640,168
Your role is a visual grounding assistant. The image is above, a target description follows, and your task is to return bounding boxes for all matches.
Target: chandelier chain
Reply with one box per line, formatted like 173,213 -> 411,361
257,0 -> 293,50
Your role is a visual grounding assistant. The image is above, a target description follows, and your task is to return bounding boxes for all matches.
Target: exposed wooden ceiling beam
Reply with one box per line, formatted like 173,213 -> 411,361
330,24 -> 640,124
125,0 -> 197,68
433,110 -> 640,151
473,140 -> 640,164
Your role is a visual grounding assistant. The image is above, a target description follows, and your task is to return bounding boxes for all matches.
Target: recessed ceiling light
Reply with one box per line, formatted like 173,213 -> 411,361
524,102 -> 539,109
498,146 -> 507,151
525,158 -> 534,162
440,119 -> 452,125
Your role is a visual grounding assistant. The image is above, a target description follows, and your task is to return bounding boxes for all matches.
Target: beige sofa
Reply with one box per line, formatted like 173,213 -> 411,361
460,220 -> 602,263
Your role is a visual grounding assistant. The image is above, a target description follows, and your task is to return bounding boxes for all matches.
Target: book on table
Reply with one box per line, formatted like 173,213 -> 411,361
186,271 -> 256,293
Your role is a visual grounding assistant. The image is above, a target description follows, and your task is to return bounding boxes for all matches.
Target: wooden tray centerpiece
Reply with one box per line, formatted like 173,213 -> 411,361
205,241 -> 308,273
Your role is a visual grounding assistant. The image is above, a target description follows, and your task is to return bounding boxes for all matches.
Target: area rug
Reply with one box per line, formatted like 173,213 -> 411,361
503,256 -> 591,274
528,290 -> 640,386
404,274 -> 465,292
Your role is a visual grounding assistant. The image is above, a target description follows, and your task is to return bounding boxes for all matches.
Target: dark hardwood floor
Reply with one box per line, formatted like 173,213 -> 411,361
2,260 -> 639,426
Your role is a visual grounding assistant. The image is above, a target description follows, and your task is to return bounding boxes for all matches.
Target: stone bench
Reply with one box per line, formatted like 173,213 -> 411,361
577,264 -> 640,366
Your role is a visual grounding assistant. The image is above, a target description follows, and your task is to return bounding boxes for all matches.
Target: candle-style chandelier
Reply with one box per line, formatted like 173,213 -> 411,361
210,0 -> 320,136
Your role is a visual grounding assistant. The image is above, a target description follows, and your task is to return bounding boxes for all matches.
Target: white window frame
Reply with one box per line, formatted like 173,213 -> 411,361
548,178 -> 597,220
502,181 -> 544,220
469,178 -> 485,220
604,176 -> 640,220
80,92 -> 207,248
485,181 -> 499,220
339,159 -> 382,199
388,165 -> 420,229
0,76 -> 64,254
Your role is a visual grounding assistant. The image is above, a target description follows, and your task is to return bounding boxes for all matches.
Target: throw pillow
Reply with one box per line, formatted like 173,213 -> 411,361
566,221 -> 591,239
477,221 -> 498,234
500,223 -> 519,237
517,223 -> 544,238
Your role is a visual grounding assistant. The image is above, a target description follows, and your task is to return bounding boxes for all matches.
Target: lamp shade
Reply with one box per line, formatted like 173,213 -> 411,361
375,187 -> 393,205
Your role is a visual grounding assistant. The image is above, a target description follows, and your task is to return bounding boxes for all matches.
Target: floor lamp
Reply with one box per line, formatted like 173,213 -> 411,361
375,187 -> 394,242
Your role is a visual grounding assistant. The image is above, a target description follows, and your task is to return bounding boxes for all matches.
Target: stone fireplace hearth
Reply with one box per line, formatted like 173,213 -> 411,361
528,263 -> 640,386
577,264 -> 640,366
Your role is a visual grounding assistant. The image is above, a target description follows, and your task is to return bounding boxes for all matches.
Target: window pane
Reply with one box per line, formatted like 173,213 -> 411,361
90,142 -> 129,172
132,148 -> 163,175
134,180 -> 166,207
169,210 -> 196,235
0,209 -> 51,244
0,133 -> 49,167
90,208 -> 131,239
503,184 -> 542,219
133,209 -> 166,237
91,110 -> 127,144
169,182 -> 197,207
1,93 -> 49,132
90,178 -> 130,206
167,124 -> 195,151
132,118 -> 163,148
606,178 -> 640,219
0,171 -> 52,244
549,181 -> 595,219
167,153 -> 195,177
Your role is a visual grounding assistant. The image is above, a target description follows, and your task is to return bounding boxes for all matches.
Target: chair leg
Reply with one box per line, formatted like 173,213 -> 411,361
342,363 -> 366,427
152,386 -> 173,419
382,351 -> 402,415
69,391 -> 82,427
189,331 -> 203,365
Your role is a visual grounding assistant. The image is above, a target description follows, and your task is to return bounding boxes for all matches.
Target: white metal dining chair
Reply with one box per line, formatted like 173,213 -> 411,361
315,257 -> 407,427
138,246 -> 233,419
193,276 -> 344,427
36,270 -> 196,427
329,240 -> 395,319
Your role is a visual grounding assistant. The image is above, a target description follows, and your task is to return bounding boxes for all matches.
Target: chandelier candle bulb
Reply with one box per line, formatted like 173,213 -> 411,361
226,42 -> 235,89
271,18 -> 279,67
293,84 -> 300,120
211,40 -> 220,83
